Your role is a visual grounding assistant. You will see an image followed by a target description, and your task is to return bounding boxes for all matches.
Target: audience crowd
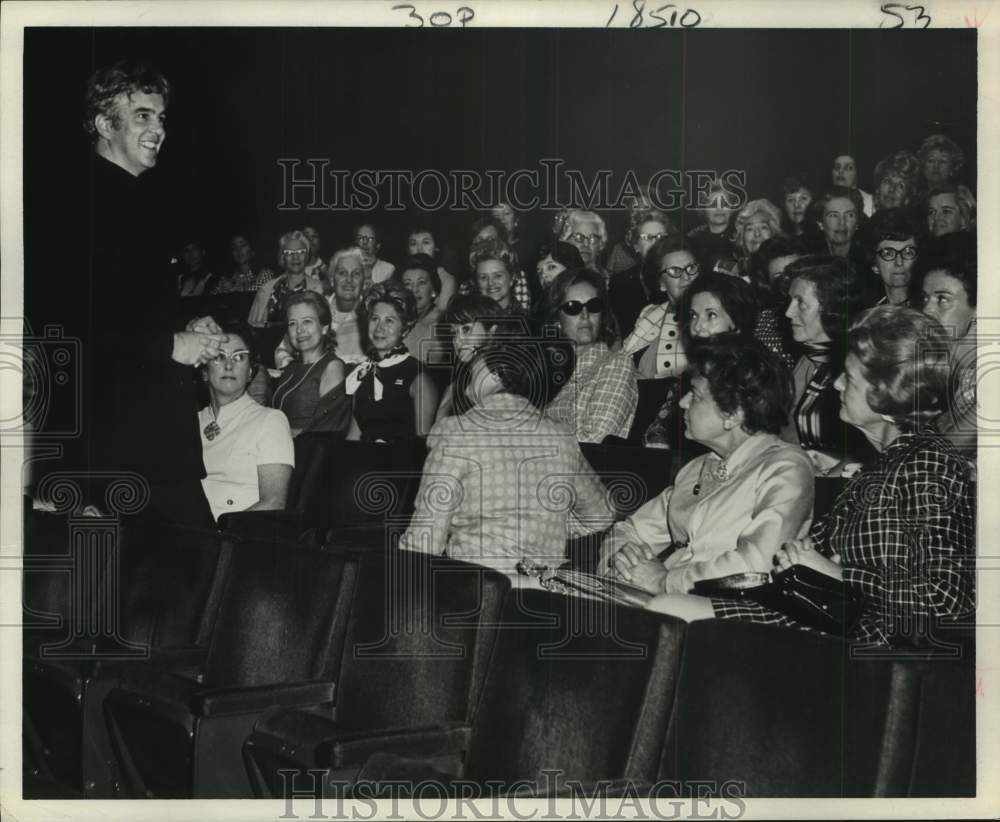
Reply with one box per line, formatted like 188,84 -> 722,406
162,133 -> 977,646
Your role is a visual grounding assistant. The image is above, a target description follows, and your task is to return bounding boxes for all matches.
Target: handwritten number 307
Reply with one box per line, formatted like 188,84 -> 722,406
392,4 -> 475,27
880,4 -> 931,28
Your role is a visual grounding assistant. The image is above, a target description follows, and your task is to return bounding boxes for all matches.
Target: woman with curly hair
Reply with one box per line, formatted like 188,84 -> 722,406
601,336 -> 813,594
732,198 -> 784,279
345,281 -> 438,442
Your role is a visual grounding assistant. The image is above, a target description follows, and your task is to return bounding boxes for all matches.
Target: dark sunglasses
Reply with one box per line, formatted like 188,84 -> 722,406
559,297 -> 606,316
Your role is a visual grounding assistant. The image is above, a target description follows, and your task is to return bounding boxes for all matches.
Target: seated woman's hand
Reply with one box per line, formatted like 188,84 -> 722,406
609,543 -> 668,594
773,537 -> 843,580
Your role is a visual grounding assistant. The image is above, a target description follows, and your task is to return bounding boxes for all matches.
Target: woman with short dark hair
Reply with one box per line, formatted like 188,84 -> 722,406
911,231 -> 977,459
544,268 -> 638,443
198,321 -> 294,521
602,336 -> 813,593
345,281 -> 438,442
400,335 -> 615,574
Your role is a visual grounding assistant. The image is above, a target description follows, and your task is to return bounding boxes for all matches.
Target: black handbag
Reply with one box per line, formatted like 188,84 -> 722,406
693,565 -> 864,636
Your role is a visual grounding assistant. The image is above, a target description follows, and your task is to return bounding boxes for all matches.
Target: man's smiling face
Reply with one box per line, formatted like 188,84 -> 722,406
99,90 -> 166,176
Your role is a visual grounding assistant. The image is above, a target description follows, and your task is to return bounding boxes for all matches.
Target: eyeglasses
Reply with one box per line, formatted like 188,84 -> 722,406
282,248 -> 308,258
638,232 -> 666,242
208,349 -> 250,365
559,297 -> 606,316
876,246 -> 918,262
355,235 -> 376,245
660,262 -> 700,280
567,233 -> 601,247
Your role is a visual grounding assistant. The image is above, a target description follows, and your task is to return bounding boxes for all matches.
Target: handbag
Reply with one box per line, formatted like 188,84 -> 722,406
516,559 -> 654,609
692,565 -> 864,636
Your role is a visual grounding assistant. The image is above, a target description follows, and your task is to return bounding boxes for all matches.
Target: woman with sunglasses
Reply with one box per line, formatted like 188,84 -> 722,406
199,321 -> 294,523
248,230 -> 325,328
622,236 -> 700,380
543,268 -> 637,444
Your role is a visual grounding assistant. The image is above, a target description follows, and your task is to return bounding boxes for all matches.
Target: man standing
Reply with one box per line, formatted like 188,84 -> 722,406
78,59 -> 225,525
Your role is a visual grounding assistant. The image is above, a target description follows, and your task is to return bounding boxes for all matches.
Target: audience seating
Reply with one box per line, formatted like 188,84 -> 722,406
242,549 -> 510,797
345,588 -> 686,797
23,521 -> 235,798
103,539 -> 361,798
657,619 -> 933,797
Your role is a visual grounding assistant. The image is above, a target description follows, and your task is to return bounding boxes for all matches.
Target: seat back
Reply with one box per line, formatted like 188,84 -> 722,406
580,442 -> 678,517
316,440 -> 428,536
334,550 -> 510,730
202,541 -> 360,689
659,619 -> 925,797
116,523 -> 236,651
464,588 -> 685,788
290,432 -> 345,517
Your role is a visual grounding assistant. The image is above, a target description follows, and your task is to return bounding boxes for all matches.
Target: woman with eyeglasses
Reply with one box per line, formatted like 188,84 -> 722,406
198,321 -> 294,522
621,236 -> 700,380
271,291 -> 349,437
353,221 -> 395,284
610,209 -> 679,338
559,210 -> 609,277
247,230 -> 325,328
543,268 -> 638,443
869,209 -> 919,307
732,199 -> 784,280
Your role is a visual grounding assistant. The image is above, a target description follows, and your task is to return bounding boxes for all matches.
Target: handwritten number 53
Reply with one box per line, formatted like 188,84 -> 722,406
880,3 -> 931,28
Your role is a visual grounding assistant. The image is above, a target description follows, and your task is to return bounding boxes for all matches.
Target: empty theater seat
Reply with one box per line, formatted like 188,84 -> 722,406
23,522 -> 235,798
243,549 -> 510,797
103,539 -> 361,798
343,588 -> 687,797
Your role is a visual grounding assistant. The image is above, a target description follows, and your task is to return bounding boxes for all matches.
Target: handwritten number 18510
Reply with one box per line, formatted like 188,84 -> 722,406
606,1 -> 702,28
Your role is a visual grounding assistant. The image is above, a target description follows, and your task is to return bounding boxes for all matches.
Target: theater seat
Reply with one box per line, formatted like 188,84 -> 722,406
218,431 -> 345,541
103,540 -> 361,798
242,549 -> 510,797
23,522 -> 234,798
580,442 -> 679,516
658,619 -> 924,797
342,588 -> 686,797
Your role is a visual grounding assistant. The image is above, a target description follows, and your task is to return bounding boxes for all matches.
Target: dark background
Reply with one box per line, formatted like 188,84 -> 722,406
24,26 -> 976,298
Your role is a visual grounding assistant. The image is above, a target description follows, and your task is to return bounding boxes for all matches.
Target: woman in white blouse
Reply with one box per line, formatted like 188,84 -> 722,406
198,323 -> 294,522
601,336 -> 812,595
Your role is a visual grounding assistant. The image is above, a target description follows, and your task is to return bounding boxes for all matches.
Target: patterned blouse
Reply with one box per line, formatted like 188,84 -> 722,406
400,391 -> 615,574
544,342 -> 638,443
713,432 -> 976,647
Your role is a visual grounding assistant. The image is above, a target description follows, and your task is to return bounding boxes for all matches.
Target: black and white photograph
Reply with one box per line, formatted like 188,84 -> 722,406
1,0 -> 996,818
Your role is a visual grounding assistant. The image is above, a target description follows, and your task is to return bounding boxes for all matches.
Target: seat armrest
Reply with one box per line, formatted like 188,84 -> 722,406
195,680 -> 336,717
320,722 -> 471,768
218,509 -> 304,540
